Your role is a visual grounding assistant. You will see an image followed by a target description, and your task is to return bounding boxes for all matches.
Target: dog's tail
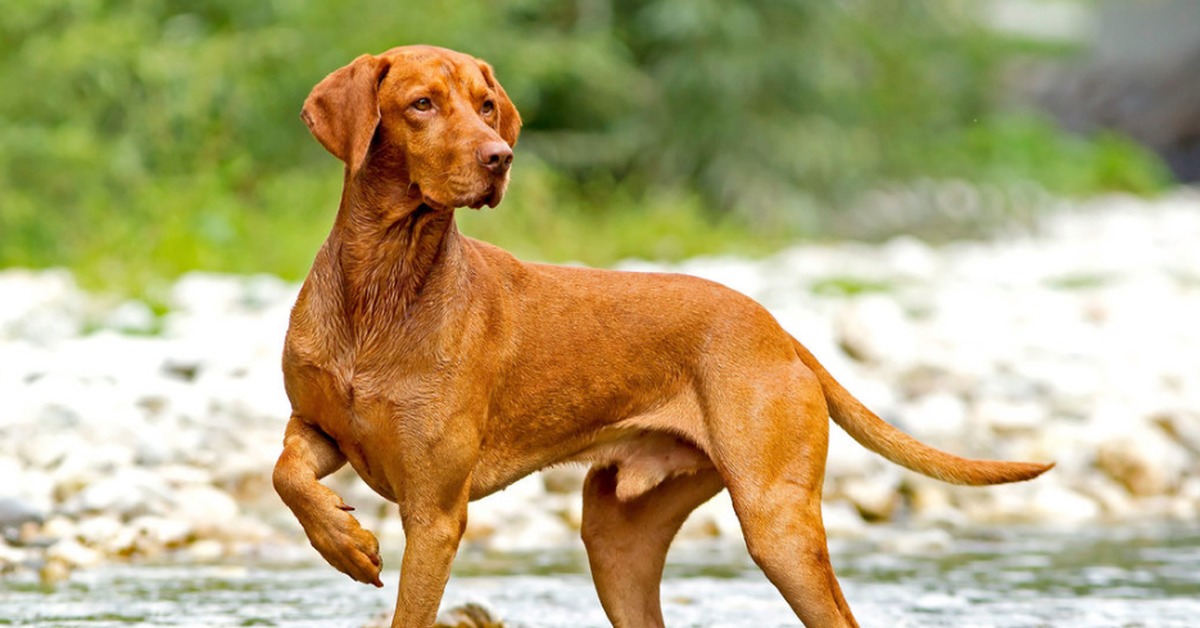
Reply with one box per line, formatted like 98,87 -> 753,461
793,339 -> 1053,486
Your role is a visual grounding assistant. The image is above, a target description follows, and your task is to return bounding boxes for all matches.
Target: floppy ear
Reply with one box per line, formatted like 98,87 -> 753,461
478,61 -> 522,148
301,54 -> 392,175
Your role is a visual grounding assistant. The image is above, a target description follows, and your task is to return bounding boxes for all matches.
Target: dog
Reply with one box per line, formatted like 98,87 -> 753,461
272,45 -> 1053,628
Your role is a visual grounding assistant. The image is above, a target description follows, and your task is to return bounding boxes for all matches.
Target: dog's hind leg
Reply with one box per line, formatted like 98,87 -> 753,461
710,363 -> 859,628
581,465 -> 724,628
731,486 -> 858,627
273,416 -> 383,587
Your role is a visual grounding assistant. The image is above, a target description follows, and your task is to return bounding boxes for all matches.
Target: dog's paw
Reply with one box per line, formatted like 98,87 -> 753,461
306,507 -> 384,587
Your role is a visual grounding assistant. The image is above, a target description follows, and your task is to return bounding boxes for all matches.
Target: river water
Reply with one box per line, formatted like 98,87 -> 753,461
4,524 -> 1198,627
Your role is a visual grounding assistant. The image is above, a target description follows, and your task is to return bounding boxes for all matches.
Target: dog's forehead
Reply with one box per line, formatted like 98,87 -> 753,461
382,47 -> 488,94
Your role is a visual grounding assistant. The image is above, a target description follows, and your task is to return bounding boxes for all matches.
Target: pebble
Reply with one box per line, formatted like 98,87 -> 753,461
1095,428 -> 1189,497
843,476 -> 902,522
834,295 -> 918,366
45,538 -> 102,569
0,497 -> 45,534
821,501 -> 869,538
1029,485 -> 1102,524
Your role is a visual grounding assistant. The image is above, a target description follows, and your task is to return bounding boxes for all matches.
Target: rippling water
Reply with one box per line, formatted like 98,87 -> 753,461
4,524 -> 1199,627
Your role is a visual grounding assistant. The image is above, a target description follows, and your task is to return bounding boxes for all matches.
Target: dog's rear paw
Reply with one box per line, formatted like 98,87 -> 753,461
307,508 -> 383,587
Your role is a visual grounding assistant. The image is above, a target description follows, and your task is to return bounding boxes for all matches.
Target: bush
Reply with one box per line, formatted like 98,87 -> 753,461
0,0 -> 1170,295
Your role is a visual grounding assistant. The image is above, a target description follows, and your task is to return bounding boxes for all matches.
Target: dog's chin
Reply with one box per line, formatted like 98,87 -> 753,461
464,184 -> 507,210
420,179 -> 507,211
469,192 -> 504,210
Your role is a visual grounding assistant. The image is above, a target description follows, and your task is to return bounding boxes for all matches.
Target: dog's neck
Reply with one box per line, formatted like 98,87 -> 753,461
328,172 -> 464,326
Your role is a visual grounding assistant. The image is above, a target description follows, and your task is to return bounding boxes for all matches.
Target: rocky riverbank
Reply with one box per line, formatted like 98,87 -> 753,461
2,191 -> 1199,578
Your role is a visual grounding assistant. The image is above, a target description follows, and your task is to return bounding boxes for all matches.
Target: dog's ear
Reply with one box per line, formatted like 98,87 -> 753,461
477,60 -> 522,148
301,54 -> 392,175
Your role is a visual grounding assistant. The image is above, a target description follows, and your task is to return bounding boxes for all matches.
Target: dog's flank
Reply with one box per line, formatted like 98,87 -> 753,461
273,45 -> 1053,628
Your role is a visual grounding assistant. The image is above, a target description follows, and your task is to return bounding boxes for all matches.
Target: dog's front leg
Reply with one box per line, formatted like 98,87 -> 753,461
386,414 -> 480,628
390,494 -> 469,628
273,416 -> 383,586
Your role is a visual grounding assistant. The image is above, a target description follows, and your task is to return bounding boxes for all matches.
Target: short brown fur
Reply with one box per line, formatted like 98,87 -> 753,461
273,45 -> 1053,628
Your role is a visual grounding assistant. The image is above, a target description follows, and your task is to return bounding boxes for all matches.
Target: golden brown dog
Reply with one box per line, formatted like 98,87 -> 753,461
273,45 -> 1053,628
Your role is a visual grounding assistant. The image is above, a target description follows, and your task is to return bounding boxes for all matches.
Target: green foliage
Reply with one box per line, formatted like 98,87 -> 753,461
955,115 -> 1169,197
523,0 -> 1170,226
460,158 -> 789,266
0,0 -> 1171,296
810,276 -> 893,298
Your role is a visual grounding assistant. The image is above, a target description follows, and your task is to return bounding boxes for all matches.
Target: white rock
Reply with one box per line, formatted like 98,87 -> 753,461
64,467 -> 172,519
899,392 -> 968,442
74,515 -> 125,547
482,509 -> 572,552
0,472 -> 51,524
0,269 -> 87,343
130,516 -> 193,548
974,397 -> 1045,435
169,272 -> 249,316
186,539 -> 226,562
843,476 -> 900,521
688,491 -> 743,542
0,538 -> 28,566
170,486 -> 241,533
877,527 -> 953,554
1029,485 -> 1101,524
465,475 -> 569,550
957,483 -> 1039,523
40,516 -> 77,542
46,537 -> 103,568
101,299 -> 157,334
561,495 -> 584,532
906,478 -> 953,518
881,236 -> 941,281
1096,428 -> 1188,497
540,467 -> 586,495
834,295 -> 916,366
821,500 -> 867,538
1076,476 -> 1135,518
824,422 -> 884,480
376,515 -> 407,548
10,472 -> 53,519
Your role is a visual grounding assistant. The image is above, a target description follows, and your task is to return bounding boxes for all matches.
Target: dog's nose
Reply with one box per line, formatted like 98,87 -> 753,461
477,141 -> 513,175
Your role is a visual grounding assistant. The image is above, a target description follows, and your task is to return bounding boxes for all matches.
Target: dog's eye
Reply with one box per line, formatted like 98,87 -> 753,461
411,98 -> 433,112
481,100 -> 495,115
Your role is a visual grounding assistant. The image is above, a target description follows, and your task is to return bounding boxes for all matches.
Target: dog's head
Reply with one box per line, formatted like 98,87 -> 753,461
301,46 -> 522,210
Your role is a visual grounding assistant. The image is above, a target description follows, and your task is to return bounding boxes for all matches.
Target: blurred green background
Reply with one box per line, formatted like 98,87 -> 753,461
0,0 -> 1177,298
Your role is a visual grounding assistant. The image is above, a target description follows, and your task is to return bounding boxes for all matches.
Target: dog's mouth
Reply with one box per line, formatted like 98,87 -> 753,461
411,182 -> 504,211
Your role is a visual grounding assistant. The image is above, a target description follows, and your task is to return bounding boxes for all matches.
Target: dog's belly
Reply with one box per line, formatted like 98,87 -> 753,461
468,428 -> 714,502
469,389 -> 716,501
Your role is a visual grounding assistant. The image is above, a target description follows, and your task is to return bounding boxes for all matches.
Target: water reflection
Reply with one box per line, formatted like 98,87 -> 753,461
3,524 -> 1197,627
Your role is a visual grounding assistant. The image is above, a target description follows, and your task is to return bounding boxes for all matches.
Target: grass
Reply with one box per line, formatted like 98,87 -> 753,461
809,276 -> 895,298
1044,274 -> 1114,291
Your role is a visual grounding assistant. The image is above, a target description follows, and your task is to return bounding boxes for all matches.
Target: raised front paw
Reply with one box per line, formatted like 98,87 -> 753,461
304,504 -> 384,587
